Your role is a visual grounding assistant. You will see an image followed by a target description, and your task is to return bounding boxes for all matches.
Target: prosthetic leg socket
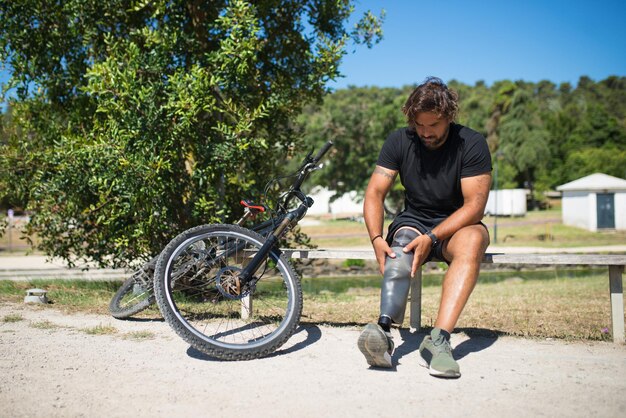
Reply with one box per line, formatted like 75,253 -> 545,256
379,228 -> 418,325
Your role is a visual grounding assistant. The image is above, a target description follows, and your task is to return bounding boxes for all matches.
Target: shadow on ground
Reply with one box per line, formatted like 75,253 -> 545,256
184,322 -> 503,364
186,323 -> 322,362
382,326 -> 502,369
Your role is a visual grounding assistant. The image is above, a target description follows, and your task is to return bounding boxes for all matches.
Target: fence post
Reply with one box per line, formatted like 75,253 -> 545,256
609,265 -> 625,344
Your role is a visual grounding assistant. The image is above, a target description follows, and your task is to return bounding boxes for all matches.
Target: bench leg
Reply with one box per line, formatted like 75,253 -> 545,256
609,265 -> 625,344
409,268 -> 422,331
241,258 -> 252,320
241,294 -> 252,320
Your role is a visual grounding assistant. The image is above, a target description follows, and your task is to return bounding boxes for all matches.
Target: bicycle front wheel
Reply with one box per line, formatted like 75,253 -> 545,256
154,224 -> 302,360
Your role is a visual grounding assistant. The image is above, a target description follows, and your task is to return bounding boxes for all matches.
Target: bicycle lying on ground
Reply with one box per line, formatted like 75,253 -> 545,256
109,143 -> 332,320
153,142 -> 333,360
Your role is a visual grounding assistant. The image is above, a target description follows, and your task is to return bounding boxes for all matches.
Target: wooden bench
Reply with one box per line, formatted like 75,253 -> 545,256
282,249 -> 626,344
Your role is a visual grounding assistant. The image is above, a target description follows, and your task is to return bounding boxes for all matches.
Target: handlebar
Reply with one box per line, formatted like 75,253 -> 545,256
312,140 -> 334,165
280,140 -> 333,211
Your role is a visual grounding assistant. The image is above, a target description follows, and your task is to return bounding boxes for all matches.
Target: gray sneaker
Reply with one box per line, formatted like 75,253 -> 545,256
418,328 -> 461,378
357,323 -> 394,368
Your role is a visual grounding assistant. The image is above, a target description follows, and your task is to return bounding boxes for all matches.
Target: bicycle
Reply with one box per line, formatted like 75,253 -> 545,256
153,141 -> 333,360
109,142 -> 332,320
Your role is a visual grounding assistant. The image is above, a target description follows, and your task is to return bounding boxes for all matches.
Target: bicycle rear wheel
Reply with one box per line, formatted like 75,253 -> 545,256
154,224 -> 302,360
109,258 -> 156,319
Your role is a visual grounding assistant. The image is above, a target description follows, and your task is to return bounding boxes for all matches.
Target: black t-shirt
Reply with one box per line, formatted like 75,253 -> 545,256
376,123 -> 492,238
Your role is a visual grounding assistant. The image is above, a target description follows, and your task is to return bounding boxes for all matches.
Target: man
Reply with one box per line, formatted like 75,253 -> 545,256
358,77 -> 492,378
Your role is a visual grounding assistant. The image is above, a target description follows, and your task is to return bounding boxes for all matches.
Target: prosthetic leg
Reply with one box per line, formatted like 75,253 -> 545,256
378,228 -> 419,331
358,228 -> 420,368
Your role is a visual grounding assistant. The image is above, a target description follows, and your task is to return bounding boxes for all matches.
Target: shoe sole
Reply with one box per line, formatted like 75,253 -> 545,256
418,353 -> 461,378
358,326 -> 393,368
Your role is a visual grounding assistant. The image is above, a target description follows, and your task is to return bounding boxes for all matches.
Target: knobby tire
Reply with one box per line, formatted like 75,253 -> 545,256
154,224 -> 302,361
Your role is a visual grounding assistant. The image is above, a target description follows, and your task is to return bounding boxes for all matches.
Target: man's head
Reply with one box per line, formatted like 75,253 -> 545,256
402,77 -> 459,150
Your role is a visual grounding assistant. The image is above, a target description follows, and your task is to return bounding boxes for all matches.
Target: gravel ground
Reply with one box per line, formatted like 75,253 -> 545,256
1,302 -> 625,418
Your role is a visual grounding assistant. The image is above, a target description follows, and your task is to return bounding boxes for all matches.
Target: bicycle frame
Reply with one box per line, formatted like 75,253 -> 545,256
237,198 -> 310,284
152,141 -> 334,359
165,141 -> 332,298
111,141 -> 332,319
230,142 -> 332,285
199,141 -> 332,290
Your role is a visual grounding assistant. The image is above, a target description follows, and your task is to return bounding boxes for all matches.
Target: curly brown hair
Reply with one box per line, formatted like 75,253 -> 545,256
402,77 -> 459,129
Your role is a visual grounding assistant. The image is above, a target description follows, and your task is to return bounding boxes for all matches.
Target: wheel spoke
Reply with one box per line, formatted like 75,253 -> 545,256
154,225 -> 302,359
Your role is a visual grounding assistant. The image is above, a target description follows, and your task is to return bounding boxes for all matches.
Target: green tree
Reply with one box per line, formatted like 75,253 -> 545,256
496,89 -> 551,204
565,147 -> 626,180
0,0 -> 383,267
299,86 -> 405,214
544,78 -> 626,187
485,80 -> 516,152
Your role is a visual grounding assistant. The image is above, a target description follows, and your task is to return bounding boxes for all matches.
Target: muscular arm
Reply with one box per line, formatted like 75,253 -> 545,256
364,165 -> 398,272
430,173 -> 492,242
403,172 -> 492,276
364,166 -> 397,240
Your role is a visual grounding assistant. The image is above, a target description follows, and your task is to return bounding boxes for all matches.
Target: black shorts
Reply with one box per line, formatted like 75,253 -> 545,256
385,213 -> 488,265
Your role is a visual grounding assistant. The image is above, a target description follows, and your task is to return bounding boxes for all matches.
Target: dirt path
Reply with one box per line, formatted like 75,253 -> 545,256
1,303 -> 625,418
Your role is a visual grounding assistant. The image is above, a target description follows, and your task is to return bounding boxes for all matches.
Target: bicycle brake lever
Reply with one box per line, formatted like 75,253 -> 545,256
302,162 -> 322,173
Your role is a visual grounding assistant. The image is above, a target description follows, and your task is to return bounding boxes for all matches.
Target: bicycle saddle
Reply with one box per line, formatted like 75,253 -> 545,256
240,199 -> 267,214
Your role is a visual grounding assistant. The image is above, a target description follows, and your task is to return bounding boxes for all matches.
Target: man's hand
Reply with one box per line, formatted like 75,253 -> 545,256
372,237 -> 396,274
402,234 -> 433,277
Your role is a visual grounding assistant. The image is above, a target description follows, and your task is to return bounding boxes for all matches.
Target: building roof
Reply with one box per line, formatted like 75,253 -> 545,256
557,173 -> 626,192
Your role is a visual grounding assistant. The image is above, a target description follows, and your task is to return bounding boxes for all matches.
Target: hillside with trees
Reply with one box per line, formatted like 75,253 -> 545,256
299,76 -> 626,207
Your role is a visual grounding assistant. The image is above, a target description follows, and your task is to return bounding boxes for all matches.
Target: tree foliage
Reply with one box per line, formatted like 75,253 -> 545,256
298,86 -> 408,214
0,0 -> 383,267
298,76 -> 626,208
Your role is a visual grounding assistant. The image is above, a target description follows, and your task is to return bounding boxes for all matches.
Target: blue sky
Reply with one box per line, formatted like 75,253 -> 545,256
330,0 -> 626,89
1,0 -> 625,97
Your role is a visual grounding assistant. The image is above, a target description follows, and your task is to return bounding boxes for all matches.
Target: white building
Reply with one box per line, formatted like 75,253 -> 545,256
556,173 -> 626,231
485,189 -> 527,216
306,187 -> 363,217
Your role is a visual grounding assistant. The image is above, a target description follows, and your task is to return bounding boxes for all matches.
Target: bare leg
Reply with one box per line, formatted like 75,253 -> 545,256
434,224 -> 489,333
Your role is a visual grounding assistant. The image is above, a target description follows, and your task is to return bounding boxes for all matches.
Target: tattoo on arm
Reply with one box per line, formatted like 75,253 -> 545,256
374,167 -> 395,180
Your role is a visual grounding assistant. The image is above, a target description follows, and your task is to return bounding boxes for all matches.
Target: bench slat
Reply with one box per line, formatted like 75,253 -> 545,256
484,253 -> 626,266
283,249 -> 626,266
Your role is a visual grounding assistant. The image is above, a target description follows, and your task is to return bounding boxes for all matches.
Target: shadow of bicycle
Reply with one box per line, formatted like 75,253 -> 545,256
186,323 -> 322,362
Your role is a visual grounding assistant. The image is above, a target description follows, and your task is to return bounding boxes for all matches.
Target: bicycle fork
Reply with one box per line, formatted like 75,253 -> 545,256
238,199 -> 312,287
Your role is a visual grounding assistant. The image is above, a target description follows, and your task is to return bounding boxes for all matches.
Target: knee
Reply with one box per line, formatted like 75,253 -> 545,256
466,227 -> 489,251
446,226 -> 489,263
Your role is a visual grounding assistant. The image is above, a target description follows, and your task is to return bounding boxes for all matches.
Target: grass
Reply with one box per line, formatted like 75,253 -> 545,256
483,212 -> 626,248
1,267 -> 622,341
122,330 -> 156,340
82,324 -> 118,335
0,279 -> 122,315
30,320 -> 59,329
301,271 -> 620,341
2,313 -> 23,323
